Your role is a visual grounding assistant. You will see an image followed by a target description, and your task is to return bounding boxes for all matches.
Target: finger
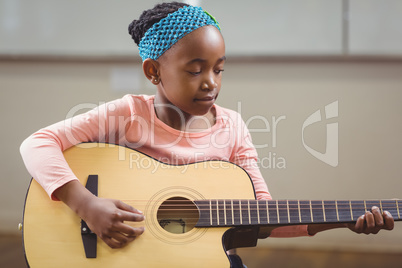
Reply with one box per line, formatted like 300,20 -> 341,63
112,222 -> 145,237
353,215 -> 366,233
365,210 -> 375,229
117,210 -> 145,222
116,200 -> 143,214
383,211 -> 395,231
101,234 -> 134,249
109,231 -> 136,246
114,201 -> 145,222
371,206 -> 384,227
104,237 -> 120,249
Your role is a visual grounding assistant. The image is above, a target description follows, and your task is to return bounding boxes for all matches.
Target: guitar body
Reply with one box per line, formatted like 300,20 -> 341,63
23,143 -> 256,267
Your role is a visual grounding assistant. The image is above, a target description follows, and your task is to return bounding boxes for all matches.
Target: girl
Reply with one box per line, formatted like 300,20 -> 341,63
20,2 -> 394,267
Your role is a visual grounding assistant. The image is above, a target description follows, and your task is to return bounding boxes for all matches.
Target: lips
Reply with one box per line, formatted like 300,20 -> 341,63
195,95 -> 215,102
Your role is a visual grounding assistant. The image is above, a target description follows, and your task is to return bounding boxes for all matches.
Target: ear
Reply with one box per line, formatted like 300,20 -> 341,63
142,59 -> 161,85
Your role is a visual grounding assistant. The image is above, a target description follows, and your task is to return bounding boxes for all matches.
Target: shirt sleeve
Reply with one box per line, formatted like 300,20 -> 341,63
20,97 -> 131,200
229,113 -> 310,237
229,115 -> 271,200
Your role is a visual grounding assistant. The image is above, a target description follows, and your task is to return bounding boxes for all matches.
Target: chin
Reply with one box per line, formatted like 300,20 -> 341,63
196,106 -> 215,116
182,102 -> 216,117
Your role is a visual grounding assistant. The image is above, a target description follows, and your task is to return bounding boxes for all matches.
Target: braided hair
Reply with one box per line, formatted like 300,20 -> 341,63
128,2 -> 189,46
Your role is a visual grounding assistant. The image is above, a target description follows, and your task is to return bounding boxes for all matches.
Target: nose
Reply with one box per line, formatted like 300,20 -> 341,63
201,72 -> 218,91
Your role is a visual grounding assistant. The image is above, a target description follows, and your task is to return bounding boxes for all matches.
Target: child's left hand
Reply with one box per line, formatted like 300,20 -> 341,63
307,206 -> 395,236
347,206 -> 394,234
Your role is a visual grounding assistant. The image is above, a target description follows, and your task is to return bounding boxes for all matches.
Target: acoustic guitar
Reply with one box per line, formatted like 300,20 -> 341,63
22,143 -> 401,267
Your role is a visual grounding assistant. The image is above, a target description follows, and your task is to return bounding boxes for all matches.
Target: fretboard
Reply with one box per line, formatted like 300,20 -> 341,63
194,199 -> 402,227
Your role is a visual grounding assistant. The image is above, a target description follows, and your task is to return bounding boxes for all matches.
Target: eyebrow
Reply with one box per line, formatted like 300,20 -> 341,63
186,56 -> 226,65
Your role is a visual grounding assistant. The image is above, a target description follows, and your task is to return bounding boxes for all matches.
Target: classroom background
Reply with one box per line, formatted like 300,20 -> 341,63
1,0 -> 402,267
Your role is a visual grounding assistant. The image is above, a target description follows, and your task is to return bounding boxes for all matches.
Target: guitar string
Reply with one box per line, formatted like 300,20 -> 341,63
144,207 -> 398,225
120,199 -> 398,209
119,200 -> 398,225
120,200 -> 398,211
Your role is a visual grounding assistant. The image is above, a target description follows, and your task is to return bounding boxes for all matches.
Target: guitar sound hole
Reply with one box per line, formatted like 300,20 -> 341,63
157,197 -> 199,234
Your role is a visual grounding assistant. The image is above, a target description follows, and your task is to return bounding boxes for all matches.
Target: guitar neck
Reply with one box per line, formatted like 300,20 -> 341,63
195,199 -> 402,228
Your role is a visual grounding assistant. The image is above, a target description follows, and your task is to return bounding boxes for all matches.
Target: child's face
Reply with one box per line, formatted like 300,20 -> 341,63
156,26 -> 225,117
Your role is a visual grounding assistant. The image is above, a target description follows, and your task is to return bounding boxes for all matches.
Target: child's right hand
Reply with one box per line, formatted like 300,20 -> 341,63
80,197 -> 145,248
54,180 -> 145,249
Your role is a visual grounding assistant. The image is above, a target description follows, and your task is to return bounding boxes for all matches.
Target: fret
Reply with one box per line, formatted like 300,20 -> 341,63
210,200 -> 218,226
299,200 -> 312,223
323,200 -> 338,223
335,200 -> 339,221
232,200 -> 241,226
310,200 -> 314,223
288,200 -> 300,224
322,200 -> 326,222
231,200 -> 234,225
298,200 -> 301,223
276,200 -> 280,223
382,200 -> 398,219
349,200 -> 353,220
364,200 -> 367,212
380,200 -> 383,214
248,200 -> 251,225
218,200 -> 226,226
209,200 -> 213,226
279,200 -> 288,223
216,200 -> 220,226
241,200 -> 249,225
223,200 -> 227,225
336,200 -> 352,222
397,200 -> 402,217
286,200 -> 290,223
249,200 -> 259,225
278,200 -> 288,224
256,200 -> 260,224
397,200 -> 400,219
257,200 -> 268,224
365,200 -> 381,212
225,200 -> 233,226
239,200 -> 243,225
267,200 -> 278,224
351,200 -> 366,221
311,200 -> 325,223
266,200 -> 270,224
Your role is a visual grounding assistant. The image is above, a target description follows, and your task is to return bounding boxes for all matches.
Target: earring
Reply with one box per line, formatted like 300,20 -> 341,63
153,77 -> 159,84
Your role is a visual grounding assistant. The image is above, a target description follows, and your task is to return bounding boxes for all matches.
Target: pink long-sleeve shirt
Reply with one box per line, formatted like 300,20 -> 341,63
20,94 -> 308,237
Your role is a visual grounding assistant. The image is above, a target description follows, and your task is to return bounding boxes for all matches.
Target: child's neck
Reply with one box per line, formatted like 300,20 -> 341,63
153,97 -> 216,132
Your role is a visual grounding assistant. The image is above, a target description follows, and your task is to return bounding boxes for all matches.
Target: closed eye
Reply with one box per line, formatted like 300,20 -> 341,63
215,69 -> 224,74
188,71 -> 201,76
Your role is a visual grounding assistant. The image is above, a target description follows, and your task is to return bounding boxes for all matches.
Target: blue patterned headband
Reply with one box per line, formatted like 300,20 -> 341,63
138,5 -> 220,61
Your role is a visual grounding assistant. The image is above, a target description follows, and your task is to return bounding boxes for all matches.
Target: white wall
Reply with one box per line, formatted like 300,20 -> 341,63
1,0 -> 402,56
